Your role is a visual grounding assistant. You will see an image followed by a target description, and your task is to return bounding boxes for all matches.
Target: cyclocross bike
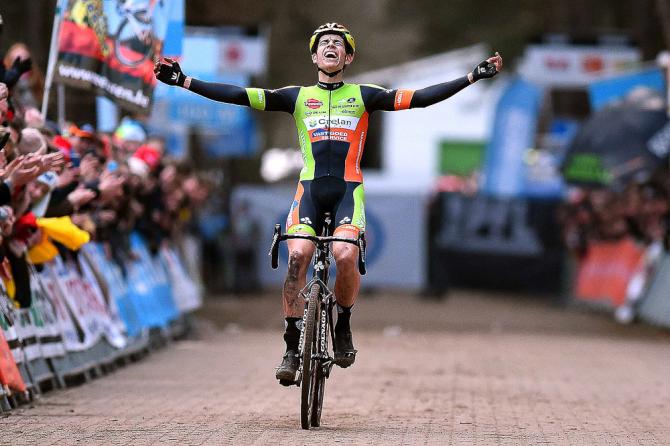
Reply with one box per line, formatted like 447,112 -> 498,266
270,214 -> 366,429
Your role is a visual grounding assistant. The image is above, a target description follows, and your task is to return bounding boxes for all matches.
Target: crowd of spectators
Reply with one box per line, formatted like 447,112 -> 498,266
0,37 -> 211,309
559,176 -> 670,257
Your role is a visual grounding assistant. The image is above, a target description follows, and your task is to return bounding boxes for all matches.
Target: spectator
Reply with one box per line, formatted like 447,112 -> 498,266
2,43 -> 43,112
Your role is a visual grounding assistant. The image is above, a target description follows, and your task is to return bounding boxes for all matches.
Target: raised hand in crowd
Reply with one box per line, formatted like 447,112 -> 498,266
39,151 -> 66,173
4,156 -> 40,188
57,165 -> 79,187
67,187 -> 96,211
98,172 -> 125,203
3,56 -> 32,88
79,154 -> 101,182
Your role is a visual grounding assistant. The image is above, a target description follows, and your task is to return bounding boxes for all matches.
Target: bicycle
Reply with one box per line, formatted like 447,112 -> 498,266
269,215 -> 366,429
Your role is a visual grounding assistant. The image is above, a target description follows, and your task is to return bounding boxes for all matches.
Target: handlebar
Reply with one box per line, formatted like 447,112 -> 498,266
269,224 -> 366,275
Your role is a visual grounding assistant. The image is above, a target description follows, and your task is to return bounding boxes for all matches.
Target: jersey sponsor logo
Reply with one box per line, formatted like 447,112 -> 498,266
312,129 -> 349,138
303,115 -> 359,131
305,98 -> 323,109
338,97 -> 356,104
257,89 -> 265,104
311,129 -> 350,141
394,89 -> 414,110
395,90 -> 405,107
356,130 -> 365,174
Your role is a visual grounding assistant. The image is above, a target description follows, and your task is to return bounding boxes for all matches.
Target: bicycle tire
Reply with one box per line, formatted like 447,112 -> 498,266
300,283 -> 320,430
310,364 -> 326,427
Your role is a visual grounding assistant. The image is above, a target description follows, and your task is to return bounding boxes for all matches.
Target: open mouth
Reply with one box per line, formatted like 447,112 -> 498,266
324,50 -> 338,60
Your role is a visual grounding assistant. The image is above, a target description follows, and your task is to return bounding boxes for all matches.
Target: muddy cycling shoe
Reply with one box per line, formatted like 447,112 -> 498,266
275,351 -> 300,386
333,330 -> 357,368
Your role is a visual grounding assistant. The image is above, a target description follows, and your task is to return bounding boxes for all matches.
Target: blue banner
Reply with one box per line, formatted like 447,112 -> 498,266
482,77 -> 542,197
589,68 -> 666,111
162,0 -> 184,59
150,31 -> 257,158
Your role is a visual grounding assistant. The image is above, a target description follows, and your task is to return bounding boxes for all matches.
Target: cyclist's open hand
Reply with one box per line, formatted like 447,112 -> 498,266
154,57 -> 186,87
470,52 -> 503,82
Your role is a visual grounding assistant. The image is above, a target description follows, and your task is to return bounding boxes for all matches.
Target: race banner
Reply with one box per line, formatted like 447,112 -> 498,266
37,266 -> 89,352
77,254 -> 127,348
54,0 -> 183,113
574,238 -> 645,308
81,243 -> 144,338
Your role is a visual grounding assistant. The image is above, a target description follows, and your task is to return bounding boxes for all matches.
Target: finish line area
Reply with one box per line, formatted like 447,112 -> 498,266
2,291 -> 669,445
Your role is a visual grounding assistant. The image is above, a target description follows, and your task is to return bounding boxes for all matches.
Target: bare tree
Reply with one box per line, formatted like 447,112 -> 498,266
657,0 -> 670,50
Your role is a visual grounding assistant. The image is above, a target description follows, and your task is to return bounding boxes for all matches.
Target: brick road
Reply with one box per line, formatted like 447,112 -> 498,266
2,291 -> 670,445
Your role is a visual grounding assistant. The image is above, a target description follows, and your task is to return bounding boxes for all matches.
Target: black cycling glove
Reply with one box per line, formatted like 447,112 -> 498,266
154,58 -> 186,87
3,56 -> 32,88
471,59 -> 498,82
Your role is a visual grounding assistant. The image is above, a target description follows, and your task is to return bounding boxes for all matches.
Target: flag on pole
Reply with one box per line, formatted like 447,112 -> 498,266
54,0 -> 184,113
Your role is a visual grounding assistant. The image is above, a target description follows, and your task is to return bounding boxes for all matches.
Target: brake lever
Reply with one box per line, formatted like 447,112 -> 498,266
269,224 -> 281,269
357,231 -> 366,275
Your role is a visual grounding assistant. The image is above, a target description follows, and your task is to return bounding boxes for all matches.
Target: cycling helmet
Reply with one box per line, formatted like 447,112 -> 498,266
309,23 -> 356,55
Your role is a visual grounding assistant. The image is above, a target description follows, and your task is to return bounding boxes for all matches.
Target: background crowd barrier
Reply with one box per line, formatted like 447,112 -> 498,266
567,238 -> 670,327
637,252 -> 670,328
0,233 -> 203,412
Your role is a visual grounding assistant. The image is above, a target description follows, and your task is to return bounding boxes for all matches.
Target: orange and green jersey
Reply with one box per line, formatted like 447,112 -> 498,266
186,76 -> 472,234
187,77 -> 472,181
244,81 -> 418,182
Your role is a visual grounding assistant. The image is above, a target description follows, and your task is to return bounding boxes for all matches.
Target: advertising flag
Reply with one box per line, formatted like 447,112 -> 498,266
54,0 -> 183,113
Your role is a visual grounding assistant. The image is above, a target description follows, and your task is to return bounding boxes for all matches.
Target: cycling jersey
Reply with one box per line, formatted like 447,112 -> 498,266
188,77 -> 470,182
187,76 -> 471,235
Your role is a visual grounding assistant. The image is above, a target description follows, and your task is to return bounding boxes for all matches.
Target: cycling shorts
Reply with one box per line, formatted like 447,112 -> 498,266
286,176 -> 365,237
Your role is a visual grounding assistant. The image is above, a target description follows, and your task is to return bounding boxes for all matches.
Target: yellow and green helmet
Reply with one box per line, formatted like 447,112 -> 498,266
309,23 -> 356,55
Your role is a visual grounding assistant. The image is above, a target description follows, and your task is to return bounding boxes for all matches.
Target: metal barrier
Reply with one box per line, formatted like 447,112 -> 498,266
0,234 -> 203,410
637,253 -> 670,328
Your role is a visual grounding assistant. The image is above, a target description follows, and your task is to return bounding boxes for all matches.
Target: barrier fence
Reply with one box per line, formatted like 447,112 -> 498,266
569,237 -> 670,327
0,232 -> 203,411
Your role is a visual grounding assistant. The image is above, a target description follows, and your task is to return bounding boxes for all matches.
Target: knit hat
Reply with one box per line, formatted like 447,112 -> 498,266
128,144 -> 161,178
114,117 -> 146,142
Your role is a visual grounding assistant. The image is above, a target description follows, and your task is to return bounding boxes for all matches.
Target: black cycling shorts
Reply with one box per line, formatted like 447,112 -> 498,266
286,176 -> 365,236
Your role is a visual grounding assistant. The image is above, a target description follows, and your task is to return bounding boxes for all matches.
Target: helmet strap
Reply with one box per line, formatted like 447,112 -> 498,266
316,63 -> 348,78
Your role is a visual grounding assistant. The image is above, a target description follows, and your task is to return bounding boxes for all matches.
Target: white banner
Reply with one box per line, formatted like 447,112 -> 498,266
37,266 -> 88,352
161,246 -> 202,312
77,256 -> 127,349
520,44 -> 641,87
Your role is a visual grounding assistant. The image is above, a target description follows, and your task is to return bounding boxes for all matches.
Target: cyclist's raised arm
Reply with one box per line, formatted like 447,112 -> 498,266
362,52 -> 502,112
154,58 -> 298,113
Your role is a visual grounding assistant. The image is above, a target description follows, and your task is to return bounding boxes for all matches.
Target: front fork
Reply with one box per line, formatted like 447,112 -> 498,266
297,280 -> 335,381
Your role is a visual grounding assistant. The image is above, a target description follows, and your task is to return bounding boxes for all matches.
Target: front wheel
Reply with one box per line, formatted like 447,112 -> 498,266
310,365 -> 326,427
300,283 -> 320,430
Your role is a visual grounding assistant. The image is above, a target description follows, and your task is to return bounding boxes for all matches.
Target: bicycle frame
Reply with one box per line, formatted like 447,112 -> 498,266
269,220 -> 365,428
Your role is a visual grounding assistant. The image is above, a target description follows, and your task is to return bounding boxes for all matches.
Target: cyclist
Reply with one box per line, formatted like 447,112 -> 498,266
155,23 -> 502,385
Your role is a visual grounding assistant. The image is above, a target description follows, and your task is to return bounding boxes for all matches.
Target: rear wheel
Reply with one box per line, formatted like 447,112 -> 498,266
300,283 -> 320,430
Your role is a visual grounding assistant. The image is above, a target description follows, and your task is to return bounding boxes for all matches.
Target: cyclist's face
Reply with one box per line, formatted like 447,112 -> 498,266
312,34 -> 353,72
